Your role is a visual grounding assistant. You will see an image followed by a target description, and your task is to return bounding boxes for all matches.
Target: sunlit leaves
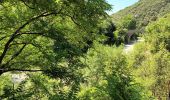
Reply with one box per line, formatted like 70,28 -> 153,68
127,14 -> 170,99
78,43 -> 143,99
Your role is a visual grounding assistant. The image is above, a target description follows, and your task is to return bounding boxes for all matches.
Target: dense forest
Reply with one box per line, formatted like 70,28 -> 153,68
0,0 -> 169,100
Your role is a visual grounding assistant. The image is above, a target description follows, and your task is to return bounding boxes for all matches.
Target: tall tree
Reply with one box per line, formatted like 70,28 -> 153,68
0,0 -> 112,99
0,0 -> 111,76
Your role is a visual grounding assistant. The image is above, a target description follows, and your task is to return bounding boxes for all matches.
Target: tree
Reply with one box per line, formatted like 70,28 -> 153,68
0,0 -> 112,99
0,0 -> 111,75
113,15 -> 137,44
127,14 -> 170,99
77,43 -> 144,100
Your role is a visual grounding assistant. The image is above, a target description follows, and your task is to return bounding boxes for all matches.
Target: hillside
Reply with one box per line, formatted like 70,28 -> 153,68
0,1 -> 170,99
111,0 -> 170,33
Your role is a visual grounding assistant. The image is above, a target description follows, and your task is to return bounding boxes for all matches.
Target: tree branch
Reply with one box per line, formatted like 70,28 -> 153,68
0,68 -> 67,76
19,32 -> 57,40
20,0 -> 35,9
5,44 -> 27,66
0,68 -> 43,74
18,32 -> 45,36
0,65 -> 43,75
61,13 -> 87,31
0,36 -> 7,41
0,10 -> 61,65
9,42 -> 29,47
63,13 -> 81,27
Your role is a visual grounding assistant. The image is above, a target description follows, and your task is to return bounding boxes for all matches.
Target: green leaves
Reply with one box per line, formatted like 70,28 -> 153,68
78,43 -> 143,99
111,0 -> 170,33
0,0 -> 111,73
127,14 -> 170,99
0,0 -> 112,99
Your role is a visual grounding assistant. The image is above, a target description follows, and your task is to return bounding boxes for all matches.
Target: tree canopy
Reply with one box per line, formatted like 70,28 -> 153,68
0,0 -> 111,75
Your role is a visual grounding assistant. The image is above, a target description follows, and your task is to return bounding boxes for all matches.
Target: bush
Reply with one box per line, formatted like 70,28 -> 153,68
127,14 -> 170,99
78,43 -> 145,100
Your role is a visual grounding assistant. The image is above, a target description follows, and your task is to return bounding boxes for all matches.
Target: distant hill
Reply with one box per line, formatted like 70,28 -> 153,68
111,0 -> 170,33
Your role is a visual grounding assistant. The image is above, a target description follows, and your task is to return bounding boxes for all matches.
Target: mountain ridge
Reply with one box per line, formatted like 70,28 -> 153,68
111,0 -> 170,33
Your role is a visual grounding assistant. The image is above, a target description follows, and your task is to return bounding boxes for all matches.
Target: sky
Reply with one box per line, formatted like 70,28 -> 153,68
106,0 -> 139,15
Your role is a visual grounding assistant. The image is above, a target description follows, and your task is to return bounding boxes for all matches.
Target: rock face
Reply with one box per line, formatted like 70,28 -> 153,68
111,0 -> 170,33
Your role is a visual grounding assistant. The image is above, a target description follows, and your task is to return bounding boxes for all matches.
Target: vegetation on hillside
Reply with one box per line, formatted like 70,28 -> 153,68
127,14 -> 170,99
112,0 -> 170,33
0,0 -> 169,100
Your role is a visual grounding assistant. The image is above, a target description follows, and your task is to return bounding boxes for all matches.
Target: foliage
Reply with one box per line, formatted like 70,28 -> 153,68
0,73 -> 76,100
77,43 -> 145,100
127,14 -> 170,99
0,0 -> 112,99
0,0 -> 169,99
111,0 -> 170,33
119,15 -> 136,30
114,15 -> 137,44
97,18 -> 116,45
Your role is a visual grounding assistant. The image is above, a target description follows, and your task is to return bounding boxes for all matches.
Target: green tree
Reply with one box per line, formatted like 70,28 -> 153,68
0,0 -> 112,99
114,15 -> 137,44
77,43 -> 144,100
127,14 -> 170,99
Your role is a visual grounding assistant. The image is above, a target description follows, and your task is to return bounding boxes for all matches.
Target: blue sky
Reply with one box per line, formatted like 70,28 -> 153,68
106,0 -> 139,14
